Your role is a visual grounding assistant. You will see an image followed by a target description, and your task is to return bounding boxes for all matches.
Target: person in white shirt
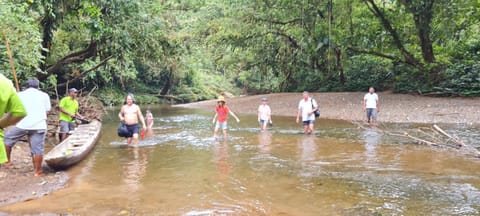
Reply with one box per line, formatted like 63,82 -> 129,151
363,87 -> 380,127
296,91 -> 319,135
257,97 -> 272,132
4,79 -> 51,176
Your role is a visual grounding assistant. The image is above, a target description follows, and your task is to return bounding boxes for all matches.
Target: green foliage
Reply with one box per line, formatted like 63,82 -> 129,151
3,0 -> 480,106
392,64 -> 425,93
0,1 -> 43,80
342,56 -> 393,92
95,86 -> 160,106
436,62 -> 480,96
96,87 -> 125,106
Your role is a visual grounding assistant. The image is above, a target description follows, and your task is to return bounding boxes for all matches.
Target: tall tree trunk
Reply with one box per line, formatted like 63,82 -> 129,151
40,9 -> 57,70
400,0 -> 435,63
364,0 -> 423,69
160,70 -> 172,96
334,47 -> 345,85
399,0 -> 443,83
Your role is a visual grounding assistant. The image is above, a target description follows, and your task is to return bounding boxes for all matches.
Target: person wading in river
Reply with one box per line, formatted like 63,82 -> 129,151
212,96 -> 240,139
258,97 -> 272,132
4,79 -> 51,176
296,91 -> 319,135
363,87 -> 380,127
118,93 -> 146,145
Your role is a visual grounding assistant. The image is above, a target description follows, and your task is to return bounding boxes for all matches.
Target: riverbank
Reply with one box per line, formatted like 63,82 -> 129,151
0,96 -> 105,207
176,92 -> 480,125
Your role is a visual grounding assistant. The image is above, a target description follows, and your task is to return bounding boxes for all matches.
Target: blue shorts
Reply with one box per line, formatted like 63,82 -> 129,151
125,124 -> 140,138
259,119 -> 268,126
60,120 -> 76,134
4,127 -> 46,155
366,108 -> 377,121
302,120 -> 314,126
215,121 -> 228,130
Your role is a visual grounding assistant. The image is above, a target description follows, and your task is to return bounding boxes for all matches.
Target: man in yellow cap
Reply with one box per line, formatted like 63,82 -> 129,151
212,96 -> 240,138
0,74 -> 27,165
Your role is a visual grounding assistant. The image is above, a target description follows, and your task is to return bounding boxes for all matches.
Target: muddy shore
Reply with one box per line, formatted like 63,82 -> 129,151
0,96 -> 104,207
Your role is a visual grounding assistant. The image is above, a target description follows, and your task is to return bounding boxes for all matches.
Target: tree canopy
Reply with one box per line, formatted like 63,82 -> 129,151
1,0 -> 479,104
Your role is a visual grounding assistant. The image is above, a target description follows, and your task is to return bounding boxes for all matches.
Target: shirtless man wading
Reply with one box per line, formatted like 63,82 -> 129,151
118,94 -> 146,145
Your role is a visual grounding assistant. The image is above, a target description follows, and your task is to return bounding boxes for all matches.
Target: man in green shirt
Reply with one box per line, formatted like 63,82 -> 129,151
59,88 -> 84,142
0,74 -> 27,164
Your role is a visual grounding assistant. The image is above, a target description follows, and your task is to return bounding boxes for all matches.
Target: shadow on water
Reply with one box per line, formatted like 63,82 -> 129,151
1,105 -> 480,215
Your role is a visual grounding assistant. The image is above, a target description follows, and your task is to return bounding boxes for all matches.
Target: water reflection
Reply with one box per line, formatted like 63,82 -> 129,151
298,135 -> 318,162
2,106 -> 480,216
123,147 -> 149,195
213,139 -> 232,182
363,128 -> 381,168
297,135 -> 321,180
144,128 -> 155,139
257,131 -> 272,154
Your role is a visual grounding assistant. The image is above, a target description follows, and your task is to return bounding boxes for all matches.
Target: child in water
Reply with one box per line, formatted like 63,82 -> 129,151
141,109 -> 154,140
258,97 -> 272,132
212,96 -> 240,138
145,109 -> 154,129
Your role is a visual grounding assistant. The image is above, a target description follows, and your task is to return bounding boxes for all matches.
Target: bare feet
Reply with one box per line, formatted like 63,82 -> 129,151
34,172 -> 45,177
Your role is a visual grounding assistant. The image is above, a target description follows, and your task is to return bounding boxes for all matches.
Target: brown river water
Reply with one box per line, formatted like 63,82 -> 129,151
1,106 -> 480,215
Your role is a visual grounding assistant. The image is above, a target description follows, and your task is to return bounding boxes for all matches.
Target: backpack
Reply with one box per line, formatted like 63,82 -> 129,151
311,99 -> 320,117
117,123 -> 131,137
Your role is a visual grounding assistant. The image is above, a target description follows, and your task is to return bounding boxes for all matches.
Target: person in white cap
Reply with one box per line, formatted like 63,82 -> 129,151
4,78 -> 50,176
212,96 -> 240,138
257,97 -> 272,132
59,88 -> 84,142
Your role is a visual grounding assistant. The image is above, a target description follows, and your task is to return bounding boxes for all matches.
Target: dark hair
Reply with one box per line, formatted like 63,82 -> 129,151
25,78 -> 39,89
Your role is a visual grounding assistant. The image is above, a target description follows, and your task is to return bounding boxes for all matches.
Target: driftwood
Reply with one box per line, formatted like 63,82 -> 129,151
433,124 -> 464,147
352,121 -> 479,158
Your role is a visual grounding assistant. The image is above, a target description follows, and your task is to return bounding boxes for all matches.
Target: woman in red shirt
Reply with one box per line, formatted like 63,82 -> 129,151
212,96 -> 240,138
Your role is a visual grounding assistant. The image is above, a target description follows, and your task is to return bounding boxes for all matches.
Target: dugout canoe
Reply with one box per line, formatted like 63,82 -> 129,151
44,120 -> 102,170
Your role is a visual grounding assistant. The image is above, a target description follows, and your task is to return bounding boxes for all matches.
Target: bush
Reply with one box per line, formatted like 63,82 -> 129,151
436,62 -> 480,96
96,87 -> 161,105
392,63 -> 426,93
343,56 -> 393,92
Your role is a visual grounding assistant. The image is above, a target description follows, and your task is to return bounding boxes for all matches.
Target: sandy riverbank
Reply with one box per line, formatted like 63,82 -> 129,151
176,92 -> 480,125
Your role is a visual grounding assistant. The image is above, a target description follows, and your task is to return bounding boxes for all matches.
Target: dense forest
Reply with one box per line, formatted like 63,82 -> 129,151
1,0 -> 479,104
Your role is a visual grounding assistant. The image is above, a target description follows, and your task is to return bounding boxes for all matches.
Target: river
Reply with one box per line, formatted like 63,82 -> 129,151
2,105 -> 480,215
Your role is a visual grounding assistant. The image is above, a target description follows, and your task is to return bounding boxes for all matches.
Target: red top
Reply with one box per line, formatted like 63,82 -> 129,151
215,106 -> 230,123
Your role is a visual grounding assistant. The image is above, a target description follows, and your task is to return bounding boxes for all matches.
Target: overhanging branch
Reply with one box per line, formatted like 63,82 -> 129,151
56,55 -> 113,88
347,47 -> 399,61
45,41 -> 98,75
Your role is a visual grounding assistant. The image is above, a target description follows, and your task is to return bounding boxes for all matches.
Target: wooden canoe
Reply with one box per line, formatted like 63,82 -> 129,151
44,120 -> 102,170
